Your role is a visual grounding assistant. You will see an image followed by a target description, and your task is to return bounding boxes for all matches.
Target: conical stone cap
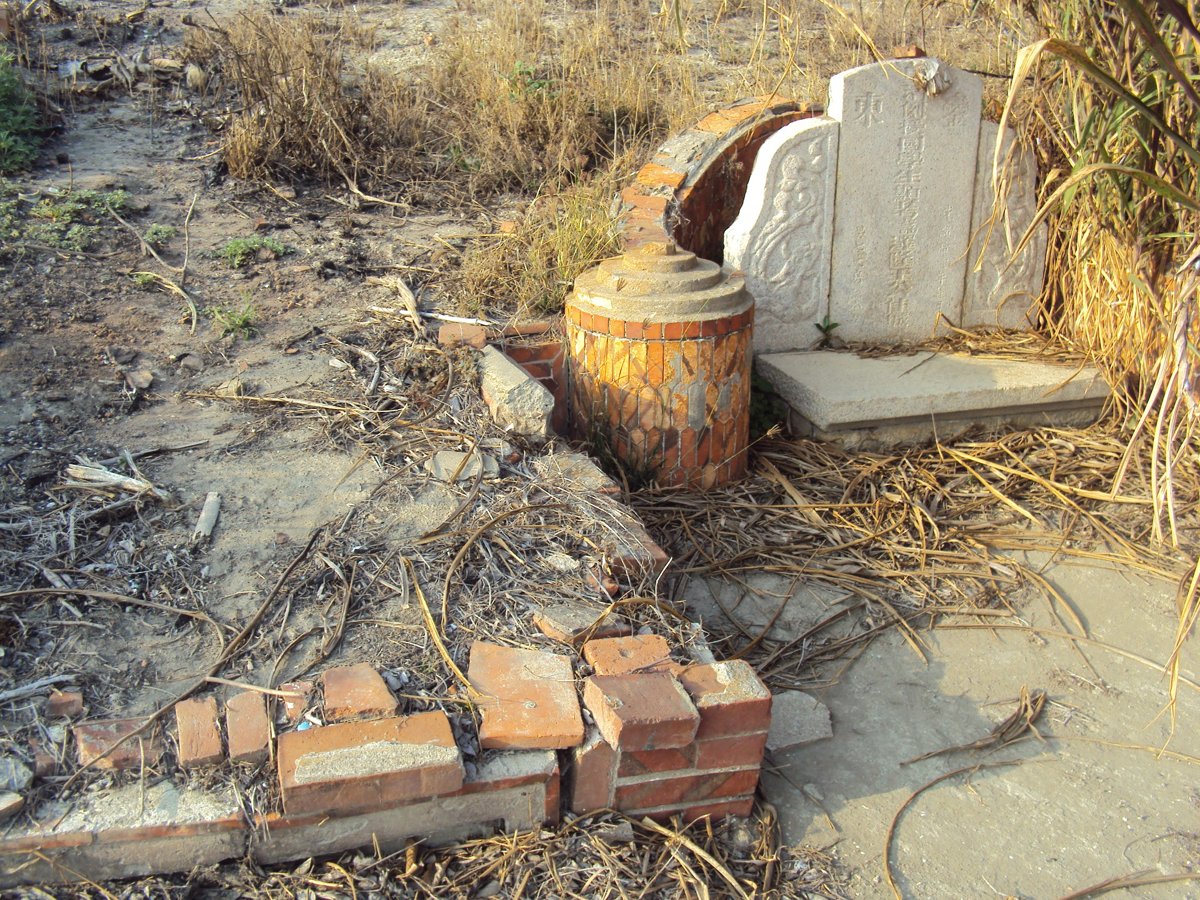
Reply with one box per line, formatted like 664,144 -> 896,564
570,241 -> 750,322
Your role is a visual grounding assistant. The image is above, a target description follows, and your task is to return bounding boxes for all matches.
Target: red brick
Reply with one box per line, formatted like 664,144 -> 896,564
615,768 -> 759,811
322,664 -> 398,722
617,745 -> 695,778
609,529 -> 671,578
175,697 -> 223,768
30,738 -> 57,777
46,690 -> 83,718
74,718 -> 163,770
677,661 -> 771,740
620,187 -> 669,214
278,681 -> 313,724
568,728 -> 617,814
632,795 -> 756,823
583,634 -> 675,676
277,712 -> 463,816
545,763 -> 562,824
438,322 -> 488,349
583,673 -> 698,751
583,566 -> 620,600
501,320 -> 554,338
636,162 -> 687,190
694,731 -> 768,769
225,691 -> 271,765
468,641 -> 584,750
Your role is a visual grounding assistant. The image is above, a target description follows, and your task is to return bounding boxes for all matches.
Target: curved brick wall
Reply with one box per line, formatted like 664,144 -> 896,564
620,96 -> 819,263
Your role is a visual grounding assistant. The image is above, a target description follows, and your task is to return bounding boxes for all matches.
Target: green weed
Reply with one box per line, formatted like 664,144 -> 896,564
207,300 -> 258,338
0,53 -> 39,176
143,224 -> 176,248
216,235 -> 291,269
0,184 -> 130,254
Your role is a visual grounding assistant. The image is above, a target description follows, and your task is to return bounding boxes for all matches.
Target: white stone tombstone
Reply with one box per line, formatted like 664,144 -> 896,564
724,117 -> 839,353
962,122 -> 1047,330
826,58 -> 983,343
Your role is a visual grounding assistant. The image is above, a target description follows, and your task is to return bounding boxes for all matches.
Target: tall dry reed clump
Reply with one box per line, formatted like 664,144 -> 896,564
994,0 -> 1199,698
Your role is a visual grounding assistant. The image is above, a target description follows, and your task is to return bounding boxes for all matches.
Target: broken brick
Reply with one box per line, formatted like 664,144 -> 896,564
583,634 -> 677,676
532,600 -> 630,643
438,322 -> 488,349
677,661 -> 771,740
322,664 -> 398,722
277,712 -> 463,816
468,641 -> 584,750
175,697 -> 223,768
74,718 -> 163,770
278,681 -> 313,724
46,690 -> 83,718
29,739 -> 57,778
225,691 -> 272,765
568,728 -> 617,814
583,673 -> 699,751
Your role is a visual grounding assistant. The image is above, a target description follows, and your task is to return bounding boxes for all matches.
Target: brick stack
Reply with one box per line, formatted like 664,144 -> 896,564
571,650 -> 771,821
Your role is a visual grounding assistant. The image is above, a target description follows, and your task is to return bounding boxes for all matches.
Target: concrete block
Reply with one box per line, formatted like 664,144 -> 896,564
0,781 -> 244,888
478,346 -> 555,441
424,449 -> 498,482
532,599 -> 630,643
757,350 -> 1111,442
253,782 -> 548,864
766,691 -> 832,751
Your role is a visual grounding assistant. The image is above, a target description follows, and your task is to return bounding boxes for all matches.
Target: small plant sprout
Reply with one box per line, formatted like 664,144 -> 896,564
143,224 -> 176,248
217,235 -> 292,269
814,314 -> 841,348
207,298 -> 259,338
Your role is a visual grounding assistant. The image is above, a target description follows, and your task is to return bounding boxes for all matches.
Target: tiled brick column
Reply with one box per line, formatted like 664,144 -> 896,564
567,242 -> 753,488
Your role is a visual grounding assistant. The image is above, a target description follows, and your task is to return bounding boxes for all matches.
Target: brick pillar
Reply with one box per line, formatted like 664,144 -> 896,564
566,242 -> 753,488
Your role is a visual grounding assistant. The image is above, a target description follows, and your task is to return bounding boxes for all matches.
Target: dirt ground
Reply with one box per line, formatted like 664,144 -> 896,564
1,1 -> 1198,897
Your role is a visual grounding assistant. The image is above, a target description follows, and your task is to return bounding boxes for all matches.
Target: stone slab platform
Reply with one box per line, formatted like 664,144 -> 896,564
757,351 -> 1110,446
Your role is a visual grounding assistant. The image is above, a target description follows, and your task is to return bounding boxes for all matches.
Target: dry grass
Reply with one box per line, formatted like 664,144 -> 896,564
988,0 -> 1200,703
636,427 -> 1197,692
450,167 -> 627,320
185,11 -> 426,188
